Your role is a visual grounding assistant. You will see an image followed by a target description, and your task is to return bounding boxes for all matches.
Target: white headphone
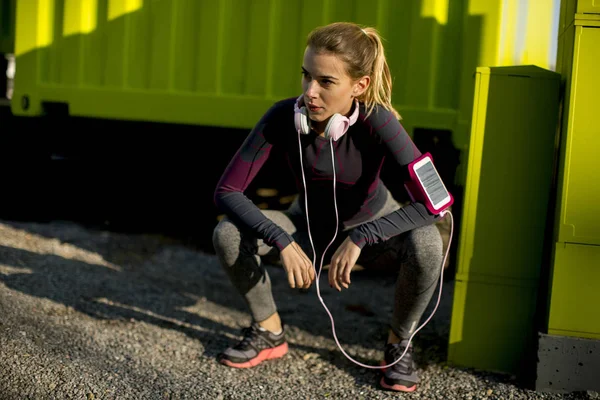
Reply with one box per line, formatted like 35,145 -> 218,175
293,95 -> 360,141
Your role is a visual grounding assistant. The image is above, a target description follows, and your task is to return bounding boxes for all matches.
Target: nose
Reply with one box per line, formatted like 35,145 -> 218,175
305,79 -> 319,99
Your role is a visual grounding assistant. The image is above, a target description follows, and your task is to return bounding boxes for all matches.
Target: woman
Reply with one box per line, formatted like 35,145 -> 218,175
212,21 -> 445,393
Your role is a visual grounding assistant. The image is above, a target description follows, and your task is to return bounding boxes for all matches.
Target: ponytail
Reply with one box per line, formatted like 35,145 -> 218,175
307,23 -> 401,120
361,28 -> 401,120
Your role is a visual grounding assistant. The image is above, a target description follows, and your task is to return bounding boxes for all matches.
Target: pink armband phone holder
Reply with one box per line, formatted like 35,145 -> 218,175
404,152 -> 454,215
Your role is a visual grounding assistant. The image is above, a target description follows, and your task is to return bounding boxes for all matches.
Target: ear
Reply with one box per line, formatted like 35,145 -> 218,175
353,75 -> 370,97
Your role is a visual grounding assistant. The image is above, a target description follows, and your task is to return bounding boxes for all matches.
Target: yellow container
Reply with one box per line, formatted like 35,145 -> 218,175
448,279 -> 540,375
10,0 -> 466,133
576,0 -> 600,14
547,242 -> 600,339
9,0 -> 563,144
455,65 -> 560,283
560,0 -> 600,34
448,65 -> 560,375
553,23 -> 600,246
545,3 -> 600,342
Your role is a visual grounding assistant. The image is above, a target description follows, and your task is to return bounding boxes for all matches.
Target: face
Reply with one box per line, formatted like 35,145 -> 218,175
301,46 -> 369,129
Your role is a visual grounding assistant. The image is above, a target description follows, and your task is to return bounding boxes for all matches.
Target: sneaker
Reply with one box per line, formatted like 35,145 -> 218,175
379,340 -> 419,392
217,322 -> 288,368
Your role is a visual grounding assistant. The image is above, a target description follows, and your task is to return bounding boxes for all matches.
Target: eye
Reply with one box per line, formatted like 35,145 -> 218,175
321,79 -> 333,87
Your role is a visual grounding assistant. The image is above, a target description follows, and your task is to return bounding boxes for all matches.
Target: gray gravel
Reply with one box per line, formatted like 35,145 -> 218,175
0,219 -> 595,399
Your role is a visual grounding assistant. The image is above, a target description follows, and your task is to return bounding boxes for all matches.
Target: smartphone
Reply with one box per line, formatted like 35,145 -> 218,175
404,152 -> 453,215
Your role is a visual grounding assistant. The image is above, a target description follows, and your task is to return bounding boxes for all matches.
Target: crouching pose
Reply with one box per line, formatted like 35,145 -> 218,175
212,22 -> 444,393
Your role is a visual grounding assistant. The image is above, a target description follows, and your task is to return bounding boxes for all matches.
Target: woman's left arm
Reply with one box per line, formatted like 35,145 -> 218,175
347,112 -> 440,249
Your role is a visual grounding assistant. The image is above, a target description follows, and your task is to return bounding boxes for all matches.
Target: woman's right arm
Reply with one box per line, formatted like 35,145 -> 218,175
213,103 -> 295,251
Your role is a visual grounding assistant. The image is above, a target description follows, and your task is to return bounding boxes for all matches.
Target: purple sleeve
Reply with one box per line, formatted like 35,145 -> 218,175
348,111 -> 439,249
213,104 -> 294,251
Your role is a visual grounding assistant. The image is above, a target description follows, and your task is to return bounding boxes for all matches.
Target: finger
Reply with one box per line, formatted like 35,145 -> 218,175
337,262 -> 348,290
343,263 -> 353,285
332,278 -> 341,291
339,274 -> 349,289
293,268 -> 304,289
302,266 -> 311,289
333,267 -> 342,291
336,260 -> 345,281
307,263 -> 315,286
328,261 -> 336,288
308,263 -> 316,282
330,262 -> 341,291
332,267 -> 342,291
299,251 -> 314,285
287,270 -> 296,289
342,270 -> 350,288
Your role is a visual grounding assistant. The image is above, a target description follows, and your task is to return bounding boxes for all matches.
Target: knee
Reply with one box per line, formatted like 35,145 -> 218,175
212,217 -> 242,255
408,224 -> 443,259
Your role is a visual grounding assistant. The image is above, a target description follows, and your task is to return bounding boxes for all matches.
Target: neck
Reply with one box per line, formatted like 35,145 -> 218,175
313,120 -> 326,136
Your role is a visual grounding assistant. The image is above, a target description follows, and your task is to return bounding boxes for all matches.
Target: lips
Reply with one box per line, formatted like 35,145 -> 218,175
307,104 -> 322,112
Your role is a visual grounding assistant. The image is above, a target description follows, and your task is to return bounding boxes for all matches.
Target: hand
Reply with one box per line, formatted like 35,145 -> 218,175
329,237 -> 361,291
279,242 -> 315,289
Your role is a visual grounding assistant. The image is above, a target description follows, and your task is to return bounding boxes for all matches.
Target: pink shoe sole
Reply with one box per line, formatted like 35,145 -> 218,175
379,377 -> 417,392
379,360 -> 417,392
220,342 -> 289,369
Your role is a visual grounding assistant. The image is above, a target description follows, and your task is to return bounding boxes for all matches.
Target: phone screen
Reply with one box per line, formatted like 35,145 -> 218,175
414,160 -> 450,207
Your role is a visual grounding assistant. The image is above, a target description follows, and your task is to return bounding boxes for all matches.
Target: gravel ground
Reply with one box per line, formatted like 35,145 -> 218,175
0,219 -> 596,400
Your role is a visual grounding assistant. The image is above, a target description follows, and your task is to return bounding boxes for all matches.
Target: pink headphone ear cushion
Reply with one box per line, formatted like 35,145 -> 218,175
295,107 -> 310,134
325,114 -> 349,141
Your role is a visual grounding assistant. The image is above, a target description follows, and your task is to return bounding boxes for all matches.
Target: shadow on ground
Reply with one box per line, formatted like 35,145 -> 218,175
0,215 -> 459,390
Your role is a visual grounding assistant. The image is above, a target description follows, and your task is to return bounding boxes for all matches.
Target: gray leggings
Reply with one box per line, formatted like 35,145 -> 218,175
212,193 -> 443,340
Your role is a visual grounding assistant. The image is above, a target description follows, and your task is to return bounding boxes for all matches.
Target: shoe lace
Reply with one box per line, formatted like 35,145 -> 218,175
235,325 -> 260,349
235,324 -> 275,350
388,343 -> 414,374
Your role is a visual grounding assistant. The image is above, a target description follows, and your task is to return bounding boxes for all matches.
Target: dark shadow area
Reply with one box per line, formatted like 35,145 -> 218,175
413,127 -> 462,281
0,53 -> 7,98
0,103 -> 298,257
0,243 -> 240,354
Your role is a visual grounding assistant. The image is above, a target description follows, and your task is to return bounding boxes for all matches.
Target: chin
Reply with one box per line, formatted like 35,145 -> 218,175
309,113 -> 329,123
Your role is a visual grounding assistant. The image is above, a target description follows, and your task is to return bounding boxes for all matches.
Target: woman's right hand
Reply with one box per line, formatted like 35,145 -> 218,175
279,242 -> 315,289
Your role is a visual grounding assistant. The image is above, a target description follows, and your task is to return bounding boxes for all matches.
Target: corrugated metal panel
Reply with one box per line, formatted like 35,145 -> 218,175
9,0 -> 563,151
577,0 -> 600,14
11,0 -> 465,132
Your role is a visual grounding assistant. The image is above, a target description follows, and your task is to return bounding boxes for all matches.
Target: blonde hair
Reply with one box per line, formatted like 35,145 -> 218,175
306,22 -> 401,120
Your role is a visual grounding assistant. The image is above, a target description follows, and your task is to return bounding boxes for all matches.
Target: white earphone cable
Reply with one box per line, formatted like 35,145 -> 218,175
296,131 -> 453,369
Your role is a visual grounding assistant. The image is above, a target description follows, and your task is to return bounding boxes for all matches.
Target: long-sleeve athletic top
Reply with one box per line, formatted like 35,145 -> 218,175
213,97 -> 439,252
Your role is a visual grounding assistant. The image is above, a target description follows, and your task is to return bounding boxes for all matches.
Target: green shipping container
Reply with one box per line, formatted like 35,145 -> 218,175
10,0 -> 467,133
